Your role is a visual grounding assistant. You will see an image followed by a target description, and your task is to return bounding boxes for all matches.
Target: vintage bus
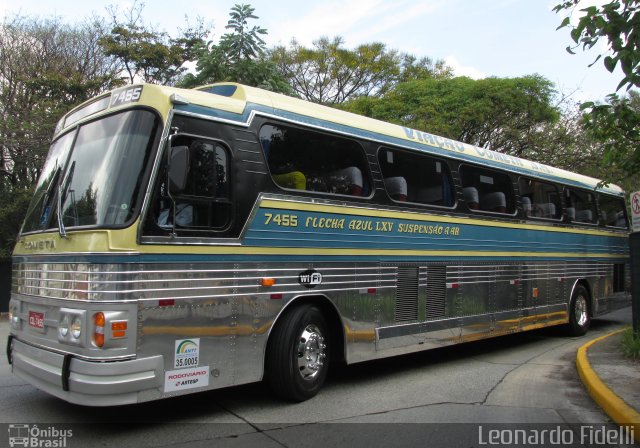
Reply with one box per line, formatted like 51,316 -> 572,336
7,83 -> 631,406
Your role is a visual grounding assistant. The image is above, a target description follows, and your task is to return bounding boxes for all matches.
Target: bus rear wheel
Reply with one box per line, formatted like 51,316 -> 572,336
266,304 -> 329,402
567,285 -> 590,336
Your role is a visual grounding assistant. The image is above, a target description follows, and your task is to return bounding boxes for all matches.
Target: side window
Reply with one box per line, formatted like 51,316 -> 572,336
260,124 -> 369,197
157,136 -> 231,231
518,178 -> 561,220
459,165 -> 515,214
565,189 -> 597,224
378,147 -> 455,206
598,194 -> 628,228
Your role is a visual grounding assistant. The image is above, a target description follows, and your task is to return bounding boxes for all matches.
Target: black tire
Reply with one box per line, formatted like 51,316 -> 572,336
266,304 -> 329,402
567,284 -> 591,336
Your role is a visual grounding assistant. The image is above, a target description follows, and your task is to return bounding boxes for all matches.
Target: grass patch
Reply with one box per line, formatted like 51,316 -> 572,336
621,328 -> 640,361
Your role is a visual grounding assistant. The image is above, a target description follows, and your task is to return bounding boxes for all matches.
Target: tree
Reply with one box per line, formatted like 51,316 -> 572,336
526,99 -> 638,190
99,0 -> 209,85
342,75 -> 559,157
554,0 -> 640,182
0,15 -> 121,258
0,190 -> 32,259
270,36 -> 452,105
220,3 -> 267,63
181,4 -> 290,92
582,92 -> 640,188
555,0 -> 640,91
398,54 -> 453,84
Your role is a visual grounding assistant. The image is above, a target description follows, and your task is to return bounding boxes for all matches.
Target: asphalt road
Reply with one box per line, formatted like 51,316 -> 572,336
0,308 -> 633,448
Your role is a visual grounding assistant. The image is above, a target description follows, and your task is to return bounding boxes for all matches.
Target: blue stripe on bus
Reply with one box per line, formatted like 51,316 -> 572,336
246,207 -> 628,255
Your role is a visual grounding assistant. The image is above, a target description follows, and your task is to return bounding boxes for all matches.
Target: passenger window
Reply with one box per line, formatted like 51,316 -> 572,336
378,148 -> 455,206
518,178 -> 561,220
459,165 -> 515,214
565,189 -> 597,224
598,194 -> 628,228
260,124 -> 369,197
157,136 -> 231,230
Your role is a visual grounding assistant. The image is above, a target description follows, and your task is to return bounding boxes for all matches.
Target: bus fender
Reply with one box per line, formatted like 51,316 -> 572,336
568,278 -> 592,316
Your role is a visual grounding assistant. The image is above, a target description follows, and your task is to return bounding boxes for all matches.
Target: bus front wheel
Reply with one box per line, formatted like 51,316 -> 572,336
266,304 -> 329,402
567,285 -> 590,336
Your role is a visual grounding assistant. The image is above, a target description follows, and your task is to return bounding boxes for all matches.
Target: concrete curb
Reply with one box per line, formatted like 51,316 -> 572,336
576,328 -> 640,443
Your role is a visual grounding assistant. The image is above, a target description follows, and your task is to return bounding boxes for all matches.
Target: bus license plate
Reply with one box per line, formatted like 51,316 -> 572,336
29,311 -> 45,330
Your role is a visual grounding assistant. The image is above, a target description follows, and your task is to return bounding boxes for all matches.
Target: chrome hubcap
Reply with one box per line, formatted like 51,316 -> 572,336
575,295 -> 588,327
297,324 -> 326,381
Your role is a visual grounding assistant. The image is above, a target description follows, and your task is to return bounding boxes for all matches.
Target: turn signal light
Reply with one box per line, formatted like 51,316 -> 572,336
260,277 -> 276,287
111,321 -> 128,339
94,312 -> 105,347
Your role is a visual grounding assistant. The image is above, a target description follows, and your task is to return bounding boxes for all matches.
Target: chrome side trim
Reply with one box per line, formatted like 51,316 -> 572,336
376,304 -> 567,341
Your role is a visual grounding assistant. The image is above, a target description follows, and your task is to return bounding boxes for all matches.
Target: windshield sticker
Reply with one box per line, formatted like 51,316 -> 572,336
174,338 -> 200,369
110,86 -> 142,107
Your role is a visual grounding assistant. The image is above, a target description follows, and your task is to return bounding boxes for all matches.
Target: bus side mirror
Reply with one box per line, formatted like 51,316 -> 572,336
169,145 -> 189,193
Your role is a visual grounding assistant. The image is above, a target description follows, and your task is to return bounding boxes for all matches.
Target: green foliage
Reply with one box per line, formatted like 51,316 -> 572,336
398,54 -> 453,84
342,75 -> 559,157
621,328 -> 640,361
270,37 -> 452,105
180,4 -> 290,93
220,4 -> 267,62
99,1 -> 208,85
581,92 -> 640,187
0,190 -> 32,259
0,15 -> 120,190
555,0 -> 640,91
554,0 -> 640,183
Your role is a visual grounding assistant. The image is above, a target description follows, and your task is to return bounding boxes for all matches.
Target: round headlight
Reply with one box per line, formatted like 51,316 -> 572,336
59,315 -> 69,337
71,316 -> 82,339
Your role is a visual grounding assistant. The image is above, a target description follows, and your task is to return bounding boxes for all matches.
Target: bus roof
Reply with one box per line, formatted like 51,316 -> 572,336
60,82 -> 624,196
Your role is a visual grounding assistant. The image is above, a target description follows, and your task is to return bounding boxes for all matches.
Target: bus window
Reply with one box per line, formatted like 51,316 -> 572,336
565,189 -> 597,224
260,124 -> 368,197
598,194 -> 628,228
459,165 -> 515,214
378,148 -> 455,206
518,178 -> 561,220
157,136 -> 231,231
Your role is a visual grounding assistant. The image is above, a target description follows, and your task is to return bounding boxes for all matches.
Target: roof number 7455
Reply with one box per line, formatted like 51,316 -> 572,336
111,86 -> 143,107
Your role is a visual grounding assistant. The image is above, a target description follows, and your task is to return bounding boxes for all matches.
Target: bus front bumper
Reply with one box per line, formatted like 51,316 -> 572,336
8,337 -> 163,406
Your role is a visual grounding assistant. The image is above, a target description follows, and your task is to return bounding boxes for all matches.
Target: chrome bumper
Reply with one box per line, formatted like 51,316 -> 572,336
9,338 -> 163,406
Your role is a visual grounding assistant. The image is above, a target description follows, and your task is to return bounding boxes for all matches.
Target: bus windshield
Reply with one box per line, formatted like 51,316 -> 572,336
21,109 -> 160,233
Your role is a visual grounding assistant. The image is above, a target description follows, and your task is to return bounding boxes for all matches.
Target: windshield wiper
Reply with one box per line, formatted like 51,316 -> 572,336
37,166 -> 61,229
56,161 -> 75,239
56,184 -> 68,238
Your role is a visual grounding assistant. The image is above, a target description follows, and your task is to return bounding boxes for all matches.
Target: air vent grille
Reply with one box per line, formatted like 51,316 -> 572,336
395,266 -> 419,322
426,265 -> 447,319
